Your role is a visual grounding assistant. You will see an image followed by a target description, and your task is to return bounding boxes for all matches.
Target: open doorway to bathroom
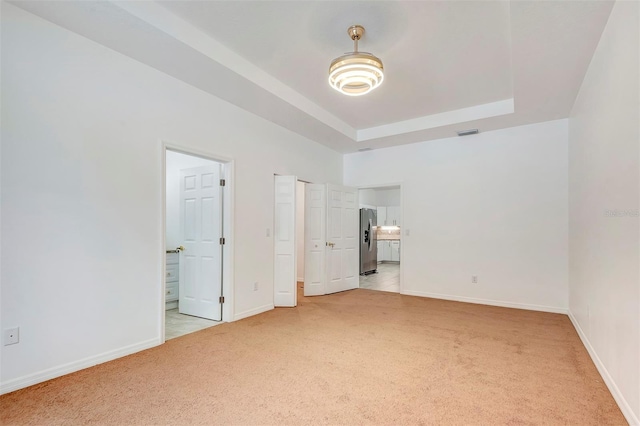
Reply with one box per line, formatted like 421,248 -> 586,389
164,149 -> 225,340
358,185 -> 401,293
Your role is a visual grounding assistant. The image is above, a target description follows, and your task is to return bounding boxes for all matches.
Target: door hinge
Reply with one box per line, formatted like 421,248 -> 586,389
219,296 -> 225,303
220,179 -> 226,187
220,237 -> 225,245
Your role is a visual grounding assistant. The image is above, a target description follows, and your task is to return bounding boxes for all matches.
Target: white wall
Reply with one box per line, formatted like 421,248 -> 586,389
358,187 -> 400,207
345,120 -> 569,312
166,150 -> 218,249
295,181 -> 305,282
376,188 -> 401,207
0,4 -> 342,393
358,188 -> 377,207
568,1 -> 639,423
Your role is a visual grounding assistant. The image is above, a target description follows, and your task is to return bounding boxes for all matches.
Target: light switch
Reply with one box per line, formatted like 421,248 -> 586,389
266,228 -> 271,237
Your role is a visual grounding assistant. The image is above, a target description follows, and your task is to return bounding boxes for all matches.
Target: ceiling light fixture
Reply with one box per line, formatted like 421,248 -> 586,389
329,25 -> 384,97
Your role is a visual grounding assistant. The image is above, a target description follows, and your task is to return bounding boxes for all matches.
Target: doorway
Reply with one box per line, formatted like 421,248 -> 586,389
274,178 -> 359,304
358,185 -> 402,293
163,148 -> 233,340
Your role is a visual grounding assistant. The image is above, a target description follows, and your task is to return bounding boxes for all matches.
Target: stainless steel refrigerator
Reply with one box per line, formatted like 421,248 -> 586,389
360,208 -> 378,275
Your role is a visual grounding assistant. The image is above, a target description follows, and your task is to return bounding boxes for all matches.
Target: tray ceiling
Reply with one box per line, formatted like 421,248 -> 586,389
12,1 -> 614,152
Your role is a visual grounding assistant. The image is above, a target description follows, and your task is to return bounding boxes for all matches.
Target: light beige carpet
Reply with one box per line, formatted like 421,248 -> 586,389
0,286 -> 626,425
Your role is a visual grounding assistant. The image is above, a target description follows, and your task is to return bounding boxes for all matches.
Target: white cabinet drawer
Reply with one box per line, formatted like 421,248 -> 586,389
165,253 -> 179,303
166,264 -> 179,282
165,284 -> 178,302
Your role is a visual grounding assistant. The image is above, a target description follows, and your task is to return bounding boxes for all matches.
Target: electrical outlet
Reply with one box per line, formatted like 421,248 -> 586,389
472,276 -> 478,284
405,228 -> 410,236
3,327 -> 19,346
253,282 -> 259,291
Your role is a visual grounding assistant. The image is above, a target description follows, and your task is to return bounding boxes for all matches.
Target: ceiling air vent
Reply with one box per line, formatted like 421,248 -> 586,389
358,148 -> 372,152
456,129 -> 479,137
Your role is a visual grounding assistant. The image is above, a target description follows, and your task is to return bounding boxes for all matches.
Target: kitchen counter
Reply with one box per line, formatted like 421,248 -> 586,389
376,227 -> 401,241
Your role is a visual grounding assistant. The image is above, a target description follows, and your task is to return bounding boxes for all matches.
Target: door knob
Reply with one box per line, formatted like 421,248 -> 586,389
326,242 -> 335,248
176,246 -> 185,251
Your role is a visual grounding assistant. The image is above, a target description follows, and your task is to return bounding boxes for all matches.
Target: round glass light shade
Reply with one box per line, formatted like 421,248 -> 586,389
328,52 -> 384,96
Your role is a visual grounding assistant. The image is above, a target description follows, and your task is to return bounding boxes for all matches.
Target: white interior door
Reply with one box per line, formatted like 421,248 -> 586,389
325,184 -> 359,294
274,175 -> 297,307
304,184 -> 326,296
179,164 -> 222,320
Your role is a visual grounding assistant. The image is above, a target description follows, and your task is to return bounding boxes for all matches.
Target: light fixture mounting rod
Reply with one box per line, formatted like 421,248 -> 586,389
348,25 -> 365,52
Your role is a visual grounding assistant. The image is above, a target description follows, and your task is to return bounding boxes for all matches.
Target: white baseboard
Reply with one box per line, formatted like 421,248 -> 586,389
296,276 -> 303,282
233,304 -> 273,321
401,289 -> 568,314
568,311 -> 639,426
0,337 -> 160,396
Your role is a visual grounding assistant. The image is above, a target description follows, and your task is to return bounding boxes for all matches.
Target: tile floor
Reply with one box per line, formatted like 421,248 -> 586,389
165,308 -> 221,340
359,262 -> 400,293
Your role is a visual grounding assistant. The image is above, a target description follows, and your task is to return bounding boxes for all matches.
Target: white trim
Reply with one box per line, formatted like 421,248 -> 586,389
222,159 -> 235,322
0,338 -> 160,395
357,99 -> 514,141
233,304 -> 274,322
568,311 -> 640,426
163,143 -> 234,165
401,289 -> 568,314
399,185 -> 404,295
160,146 -> 167,343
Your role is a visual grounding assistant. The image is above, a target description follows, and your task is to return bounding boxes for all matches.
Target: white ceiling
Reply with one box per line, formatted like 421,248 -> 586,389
159,1 -> 514,129
12,1 -> 614,153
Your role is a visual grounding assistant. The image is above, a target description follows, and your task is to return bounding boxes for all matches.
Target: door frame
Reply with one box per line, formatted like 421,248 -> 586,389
356,183 -> 404,294
161,141 -> 235,343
